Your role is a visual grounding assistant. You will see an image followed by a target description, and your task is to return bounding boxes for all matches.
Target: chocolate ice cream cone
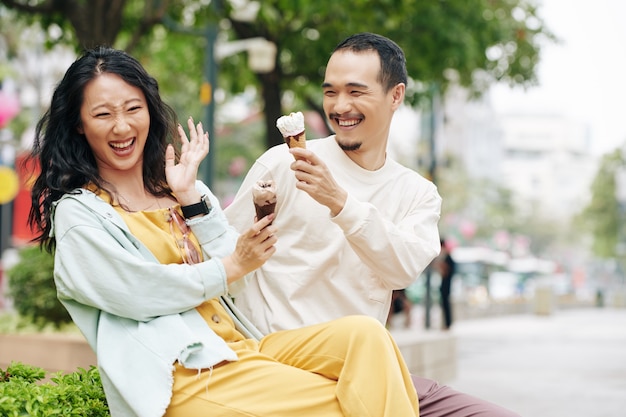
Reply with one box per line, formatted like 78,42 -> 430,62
252,180 -> 277,223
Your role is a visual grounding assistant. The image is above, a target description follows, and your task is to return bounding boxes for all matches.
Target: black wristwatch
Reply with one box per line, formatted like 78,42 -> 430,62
181,194 -> 212,219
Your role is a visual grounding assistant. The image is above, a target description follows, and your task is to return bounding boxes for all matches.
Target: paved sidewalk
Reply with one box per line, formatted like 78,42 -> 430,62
445,308 -> 626,417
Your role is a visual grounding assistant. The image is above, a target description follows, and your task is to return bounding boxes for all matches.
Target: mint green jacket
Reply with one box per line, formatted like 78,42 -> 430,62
50,182 -> 261,417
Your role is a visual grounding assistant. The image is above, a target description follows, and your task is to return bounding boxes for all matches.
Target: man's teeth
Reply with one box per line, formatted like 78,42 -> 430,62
111,139 -> 133,149
338,119 -> 359,127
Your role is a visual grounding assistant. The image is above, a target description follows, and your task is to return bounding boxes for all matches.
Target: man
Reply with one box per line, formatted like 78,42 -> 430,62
226,32 -> 520,417
225,32 -> 441,334
437,238 -> 457,330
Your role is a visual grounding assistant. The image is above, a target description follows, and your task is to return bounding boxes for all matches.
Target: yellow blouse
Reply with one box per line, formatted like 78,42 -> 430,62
114,205 -> 202,265
92,187 -> 200,265
104,193 -> 247,344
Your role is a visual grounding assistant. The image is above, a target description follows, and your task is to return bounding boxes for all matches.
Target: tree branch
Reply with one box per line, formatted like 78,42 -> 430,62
0,0 -> 55,13
125,0 -> 169,53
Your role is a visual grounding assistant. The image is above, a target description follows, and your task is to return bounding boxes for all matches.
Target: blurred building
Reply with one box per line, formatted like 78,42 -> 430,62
497,112 -> 595,220
440,85 -> 597,223
442,86 -> 504,181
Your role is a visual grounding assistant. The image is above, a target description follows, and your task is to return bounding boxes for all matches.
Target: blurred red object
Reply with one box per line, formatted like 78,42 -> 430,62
12,153 -> 39,245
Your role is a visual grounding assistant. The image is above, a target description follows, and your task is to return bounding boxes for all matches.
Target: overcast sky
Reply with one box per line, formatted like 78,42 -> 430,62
490,0 -> 626,156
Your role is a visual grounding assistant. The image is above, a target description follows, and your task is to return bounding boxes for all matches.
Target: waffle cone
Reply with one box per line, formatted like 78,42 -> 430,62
285,131 -> 306,160
254,202 -> 276,222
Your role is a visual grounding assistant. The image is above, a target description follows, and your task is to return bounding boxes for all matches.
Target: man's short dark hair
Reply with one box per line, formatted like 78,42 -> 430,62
333,32 -> 408,92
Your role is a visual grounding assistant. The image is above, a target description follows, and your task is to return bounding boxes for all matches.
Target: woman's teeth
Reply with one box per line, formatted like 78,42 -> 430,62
110,139 -> 134,149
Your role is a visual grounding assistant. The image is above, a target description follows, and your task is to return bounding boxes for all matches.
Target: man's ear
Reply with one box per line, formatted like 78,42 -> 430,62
391,83 -> 406,110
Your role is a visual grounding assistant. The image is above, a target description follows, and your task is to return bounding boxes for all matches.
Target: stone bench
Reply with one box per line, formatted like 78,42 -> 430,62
390,328 -> 457,383
0,333 -> 96,374
1,328 -> 457,384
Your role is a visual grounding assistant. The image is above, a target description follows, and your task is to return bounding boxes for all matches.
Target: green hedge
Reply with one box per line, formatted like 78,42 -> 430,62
3,246 -> 109,415
6,246 -> 72,329
0,362 -> 110,416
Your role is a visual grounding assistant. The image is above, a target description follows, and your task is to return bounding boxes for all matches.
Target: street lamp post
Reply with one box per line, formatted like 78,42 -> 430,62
160,15 -> 218,188
161,4 -> 275,189
198,31 -> 276,188
201,25 -> 218,189
423,82 -> 441,330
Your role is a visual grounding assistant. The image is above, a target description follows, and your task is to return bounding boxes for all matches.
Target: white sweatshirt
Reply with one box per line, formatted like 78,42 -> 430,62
225,136 -> 442,334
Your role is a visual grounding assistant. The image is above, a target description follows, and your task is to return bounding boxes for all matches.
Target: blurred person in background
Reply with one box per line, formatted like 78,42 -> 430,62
387,288 -> 413,328
436,238 -> 456,330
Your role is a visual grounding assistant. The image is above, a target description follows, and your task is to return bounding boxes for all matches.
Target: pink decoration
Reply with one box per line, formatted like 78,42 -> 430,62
0,90 -> 20,128
459,220 -> 477,240
444,236 -> 459,251
228,156 -> 247,177
493,230 -> 510,250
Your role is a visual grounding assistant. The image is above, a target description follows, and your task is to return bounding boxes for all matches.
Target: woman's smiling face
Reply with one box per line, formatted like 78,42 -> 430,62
79,72 -> 150,176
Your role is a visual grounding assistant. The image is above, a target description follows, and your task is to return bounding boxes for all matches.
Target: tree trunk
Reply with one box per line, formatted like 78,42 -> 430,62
0,0 -> 166,52
258,70 -> 284,150
65,0 -> 126,49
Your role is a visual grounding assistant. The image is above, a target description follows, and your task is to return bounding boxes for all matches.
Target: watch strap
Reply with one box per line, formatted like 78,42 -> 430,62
181,194 -> 212,219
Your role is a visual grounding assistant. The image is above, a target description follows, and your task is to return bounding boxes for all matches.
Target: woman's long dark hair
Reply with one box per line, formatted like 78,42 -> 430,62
27,46 -> 178,252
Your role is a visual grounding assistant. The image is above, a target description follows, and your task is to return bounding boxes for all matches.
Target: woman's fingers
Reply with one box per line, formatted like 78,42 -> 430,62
226,217 -> 277,282
176,117 -> 209,164
178,116 -> 203,144
242,218 -> 277,256
177,122 -> 189,145
164,144 -> 175,168
250,214 -> 275,234
186,116 -> 198,141
185,117 -> 209,155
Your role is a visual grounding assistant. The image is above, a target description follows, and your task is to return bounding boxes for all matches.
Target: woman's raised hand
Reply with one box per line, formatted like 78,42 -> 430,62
165,116 -> 209,205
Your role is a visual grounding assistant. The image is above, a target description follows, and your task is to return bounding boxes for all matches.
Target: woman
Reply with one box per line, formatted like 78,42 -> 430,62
27,46 -> 419,417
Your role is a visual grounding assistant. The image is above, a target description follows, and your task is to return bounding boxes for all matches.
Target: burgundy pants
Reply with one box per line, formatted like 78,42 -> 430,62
413,375 -> 521,417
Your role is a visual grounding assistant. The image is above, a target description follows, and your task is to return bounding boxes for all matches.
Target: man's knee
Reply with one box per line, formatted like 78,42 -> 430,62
330,315 -> 386,337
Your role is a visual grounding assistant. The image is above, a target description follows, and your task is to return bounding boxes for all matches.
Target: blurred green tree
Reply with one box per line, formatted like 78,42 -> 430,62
577,149 -> 624,258
0,0 -> 554,150
436,152 -> 571,255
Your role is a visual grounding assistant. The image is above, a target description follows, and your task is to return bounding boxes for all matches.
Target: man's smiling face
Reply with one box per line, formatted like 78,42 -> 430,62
322,50 -> 398,152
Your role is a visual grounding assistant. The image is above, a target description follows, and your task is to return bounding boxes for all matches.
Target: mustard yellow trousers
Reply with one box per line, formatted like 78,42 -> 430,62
165,314 -> 419,417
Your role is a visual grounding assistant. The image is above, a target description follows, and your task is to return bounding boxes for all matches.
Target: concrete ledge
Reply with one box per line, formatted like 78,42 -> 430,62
0,333 -> 96,373
390,329 -> 457,383
0,330 -> 457,385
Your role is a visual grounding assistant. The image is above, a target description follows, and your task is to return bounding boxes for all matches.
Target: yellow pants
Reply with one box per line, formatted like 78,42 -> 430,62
165,304 -> 419,416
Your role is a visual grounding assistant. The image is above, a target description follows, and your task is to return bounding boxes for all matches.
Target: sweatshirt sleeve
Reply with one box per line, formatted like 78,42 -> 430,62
52,197 -> 231,322
186,182 -> 239,260
332,180 -> 442,289
224,154 -> 277,232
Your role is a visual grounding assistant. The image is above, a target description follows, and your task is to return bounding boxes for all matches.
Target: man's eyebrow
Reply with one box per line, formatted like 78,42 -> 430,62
321,82 -> 368,88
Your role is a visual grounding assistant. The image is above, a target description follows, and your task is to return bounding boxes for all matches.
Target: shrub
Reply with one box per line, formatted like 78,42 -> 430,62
0,362 -> 110,416
6,245 -> 72,329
